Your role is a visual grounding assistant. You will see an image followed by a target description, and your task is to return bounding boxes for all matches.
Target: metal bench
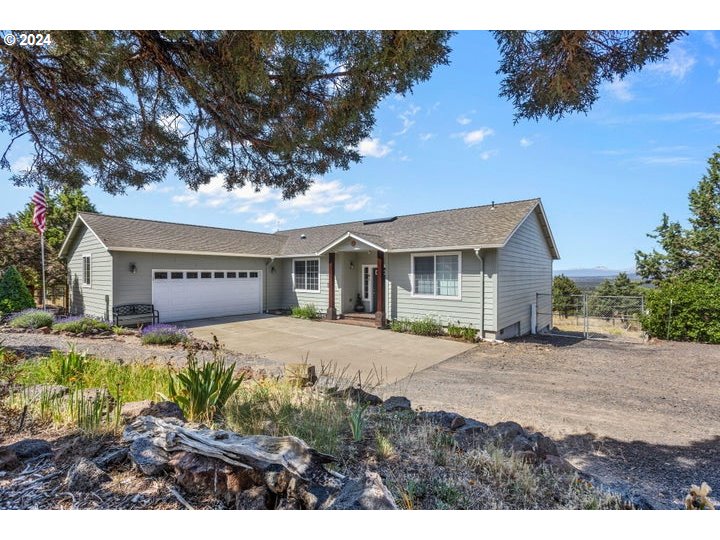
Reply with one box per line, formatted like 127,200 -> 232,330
112,303 -> 159,327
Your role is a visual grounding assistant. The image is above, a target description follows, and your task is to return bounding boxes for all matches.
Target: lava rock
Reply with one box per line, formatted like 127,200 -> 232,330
121,400 -> 185,422
527,432 -> 559,458
488,421 -> 525,444
450,416 -> 466,430
382,396 -> 412,412
66,457 -> 111,492
0,448 -> 20,471
342,387 -> 383,406
417,411 -> 466,430
8,438 -> 52,460
542,455 -> 578,475
329,470 -> 398,510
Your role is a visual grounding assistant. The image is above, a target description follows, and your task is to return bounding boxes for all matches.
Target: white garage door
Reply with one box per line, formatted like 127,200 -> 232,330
152,269 -> 262,323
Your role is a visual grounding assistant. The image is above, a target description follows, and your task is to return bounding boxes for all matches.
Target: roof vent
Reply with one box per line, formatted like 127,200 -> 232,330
363,216 -> 397,225
300,234 -> 307,239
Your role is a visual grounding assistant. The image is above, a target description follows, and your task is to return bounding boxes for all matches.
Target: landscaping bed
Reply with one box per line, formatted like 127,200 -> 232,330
0,342 -> 630,510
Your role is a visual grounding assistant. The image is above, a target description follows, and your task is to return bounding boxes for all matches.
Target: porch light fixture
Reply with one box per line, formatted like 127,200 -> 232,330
129,263 -> 137,274
349,261 -> 354,269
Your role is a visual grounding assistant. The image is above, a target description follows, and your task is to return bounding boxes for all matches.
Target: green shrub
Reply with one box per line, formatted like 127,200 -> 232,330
641,272 -> 720,343
163,348 -> 244,423
140,324 -> 188,345
53,316 -> 111,334
112,325 -> 136,335
447,321 -> 478,341
9,308 -> 54,329
0,266 -> 35,316
390,317 -> 443,337
291,304 -> 319,319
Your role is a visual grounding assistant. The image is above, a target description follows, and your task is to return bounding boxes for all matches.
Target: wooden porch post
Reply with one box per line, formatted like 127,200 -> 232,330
327,252 -> 337,320
375,250 -> 385,328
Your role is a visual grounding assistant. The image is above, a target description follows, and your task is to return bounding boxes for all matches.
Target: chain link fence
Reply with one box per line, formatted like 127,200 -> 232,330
537,293 -> 646,342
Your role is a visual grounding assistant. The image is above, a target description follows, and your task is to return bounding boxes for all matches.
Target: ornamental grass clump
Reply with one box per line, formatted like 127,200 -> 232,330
9,308 -> 54,329
53,315 -> 111,334
141,323 -> 188,345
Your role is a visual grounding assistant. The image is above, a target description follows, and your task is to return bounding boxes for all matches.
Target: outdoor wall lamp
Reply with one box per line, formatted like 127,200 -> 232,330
129,263 -> 137,274
271,266 -> 276,273
349,261 -> 354,269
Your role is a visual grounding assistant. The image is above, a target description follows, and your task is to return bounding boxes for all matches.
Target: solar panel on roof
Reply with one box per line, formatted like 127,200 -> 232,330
362,216 -> 397,225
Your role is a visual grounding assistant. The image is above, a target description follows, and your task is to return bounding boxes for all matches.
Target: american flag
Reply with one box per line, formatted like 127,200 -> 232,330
31,189 -> 47,234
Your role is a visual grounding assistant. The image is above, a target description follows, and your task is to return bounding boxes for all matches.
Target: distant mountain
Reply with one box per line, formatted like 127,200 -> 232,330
554,267 -> 636,278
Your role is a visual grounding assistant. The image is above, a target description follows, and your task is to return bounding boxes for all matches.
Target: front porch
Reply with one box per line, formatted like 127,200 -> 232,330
320,233 -> 387,328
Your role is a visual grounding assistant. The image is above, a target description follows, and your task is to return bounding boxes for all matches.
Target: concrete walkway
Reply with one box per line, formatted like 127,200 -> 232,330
179,314 -> 474,383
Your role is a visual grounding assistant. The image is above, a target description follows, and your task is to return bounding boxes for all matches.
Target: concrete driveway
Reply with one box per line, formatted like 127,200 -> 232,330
179,314 -> 474,383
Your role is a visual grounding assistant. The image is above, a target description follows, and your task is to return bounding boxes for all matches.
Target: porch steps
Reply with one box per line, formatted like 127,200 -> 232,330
326,312 -> 377,328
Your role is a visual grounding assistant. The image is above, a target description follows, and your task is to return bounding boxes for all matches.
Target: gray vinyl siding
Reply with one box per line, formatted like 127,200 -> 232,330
111,252 -> 271,310
66,225 -> 113,320
265,260 -> 284,310
496,209 -> 553,336
281,255 -> 332,313
386,249 -> 492,332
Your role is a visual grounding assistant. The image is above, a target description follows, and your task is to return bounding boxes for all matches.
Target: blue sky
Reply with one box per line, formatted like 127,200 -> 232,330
1,30 -> 719,270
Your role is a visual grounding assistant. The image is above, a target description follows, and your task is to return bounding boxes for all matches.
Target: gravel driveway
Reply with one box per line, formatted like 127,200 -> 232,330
384,335 -> 720,509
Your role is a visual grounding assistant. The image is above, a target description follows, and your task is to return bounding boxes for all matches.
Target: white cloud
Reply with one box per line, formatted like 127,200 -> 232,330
456,115 -> 472,125
345,195 -> 370,212
280,180 -> 359,214
605,77 -> 634,102
395,104 -> 421,135
141,183 -> 174,193
479,150 -> 499,161
648,47 -> 696,80
636,155 -> 697,166
173,176 -> 372,225
10,155 -> 34,172
357,137 -> 392,158
462,128 -> 494,146
171,193 -> 199,207
519,137 -> 533,148
159,114 -> 190,135
252,212 -> 285,225
419,132 -> 434,142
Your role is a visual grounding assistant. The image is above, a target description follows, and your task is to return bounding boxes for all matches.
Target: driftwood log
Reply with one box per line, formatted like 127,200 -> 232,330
122,416 -> 396,510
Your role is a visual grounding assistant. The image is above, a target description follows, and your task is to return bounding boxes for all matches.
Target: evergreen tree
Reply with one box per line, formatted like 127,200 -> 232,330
1,31 -> 681,195
0,265 -> 35,315
552,274 -> 582,317
636,150 -> 720,283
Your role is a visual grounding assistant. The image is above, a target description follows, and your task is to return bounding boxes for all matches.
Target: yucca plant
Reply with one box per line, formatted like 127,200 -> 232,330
164,349 -> 244,423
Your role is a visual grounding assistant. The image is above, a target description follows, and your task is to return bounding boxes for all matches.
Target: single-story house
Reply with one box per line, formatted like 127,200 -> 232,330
58,198 -> 559,339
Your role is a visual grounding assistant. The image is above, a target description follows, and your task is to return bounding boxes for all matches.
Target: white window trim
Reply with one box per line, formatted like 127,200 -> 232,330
410,251 -> 462,300
82,253 -> 92,288
292,257 -> 321,293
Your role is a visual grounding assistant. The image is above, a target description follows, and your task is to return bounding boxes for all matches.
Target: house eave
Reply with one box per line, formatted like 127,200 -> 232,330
107,247 -> 275,258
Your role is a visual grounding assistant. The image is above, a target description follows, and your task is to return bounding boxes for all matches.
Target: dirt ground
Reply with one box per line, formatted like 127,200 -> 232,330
384,335 -> 720,509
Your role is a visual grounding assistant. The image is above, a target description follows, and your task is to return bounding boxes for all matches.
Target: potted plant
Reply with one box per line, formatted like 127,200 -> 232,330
354,293 -> 365,312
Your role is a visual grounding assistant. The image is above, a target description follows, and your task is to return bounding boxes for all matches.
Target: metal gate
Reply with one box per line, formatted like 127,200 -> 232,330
536,293 -> 646,342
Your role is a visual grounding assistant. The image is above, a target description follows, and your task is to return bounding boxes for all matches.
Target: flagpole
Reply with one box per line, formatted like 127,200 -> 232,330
40,229 -> 46,310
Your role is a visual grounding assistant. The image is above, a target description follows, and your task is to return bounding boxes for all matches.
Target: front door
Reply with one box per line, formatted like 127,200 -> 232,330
362,265 -> 377,313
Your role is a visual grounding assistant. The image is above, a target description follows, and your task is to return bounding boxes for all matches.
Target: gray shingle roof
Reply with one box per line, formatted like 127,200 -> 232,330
62,198 -> 557,259
76,212 -> 287,256
277,199 -> 548,255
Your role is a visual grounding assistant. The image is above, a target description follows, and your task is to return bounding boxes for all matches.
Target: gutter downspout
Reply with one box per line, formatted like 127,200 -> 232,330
474,248 -> 484,339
